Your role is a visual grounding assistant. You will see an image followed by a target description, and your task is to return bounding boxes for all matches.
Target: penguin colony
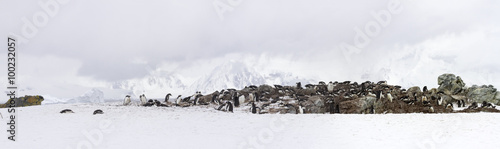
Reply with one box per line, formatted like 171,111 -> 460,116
60,78 -> 500,114
101,80 -> 500,114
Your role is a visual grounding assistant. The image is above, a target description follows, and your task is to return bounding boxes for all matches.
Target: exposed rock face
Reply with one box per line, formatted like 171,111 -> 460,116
339,98 -> 367,114
466,85 -> 500,105
0,95 -> 44,108
301,96 -> 325,113
438,74 -> 465,95
407,86 -> 422,99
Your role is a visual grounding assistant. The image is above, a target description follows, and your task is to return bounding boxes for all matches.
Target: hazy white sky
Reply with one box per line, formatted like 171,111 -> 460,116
1,0 -> 500,101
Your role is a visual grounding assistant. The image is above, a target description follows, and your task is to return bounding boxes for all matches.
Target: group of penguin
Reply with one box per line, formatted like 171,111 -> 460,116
123,94 -> 170,107
121,92 -> 263,114
60,109 -> 104,115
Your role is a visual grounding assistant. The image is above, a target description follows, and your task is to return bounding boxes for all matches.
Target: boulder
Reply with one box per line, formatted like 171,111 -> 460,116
438,74 -> 465,95
407,86 -> 422,96
466,85 -> 500,105
0,95 -> 44,108
258,85 -> 275,94
339,98 -> 367,114
300,96 -> 325,113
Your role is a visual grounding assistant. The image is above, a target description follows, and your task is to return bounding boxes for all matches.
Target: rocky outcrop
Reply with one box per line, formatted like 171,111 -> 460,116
438,74 -> 466,95
0,95 -> 44,108
301,96 -> 325,113
339,98 -> 367,114
466,85 -> 500,105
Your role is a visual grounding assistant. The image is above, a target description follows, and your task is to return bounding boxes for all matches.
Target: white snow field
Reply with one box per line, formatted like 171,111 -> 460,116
1,103 -> 500,149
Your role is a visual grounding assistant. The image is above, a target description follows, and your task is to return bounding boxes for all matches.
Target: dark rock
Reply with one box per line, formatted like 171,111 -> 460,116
466,85 -> 500,105
438,74 -> 465,95
0,95 -> 44,108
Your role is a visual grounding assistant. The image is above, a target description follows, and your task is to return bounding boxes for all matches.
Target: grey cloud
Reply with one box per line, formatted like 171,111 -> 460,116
1,0 -> 500,97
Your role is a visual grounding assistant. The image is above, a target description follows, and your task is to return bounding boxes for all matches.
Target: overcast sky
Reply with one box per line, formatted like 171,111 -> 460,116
1,0 -> 500,101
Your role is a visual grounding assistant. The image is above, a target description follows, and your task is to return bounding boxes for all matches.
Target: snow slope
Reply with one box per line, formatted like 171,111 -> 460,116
1,103 -> 500,149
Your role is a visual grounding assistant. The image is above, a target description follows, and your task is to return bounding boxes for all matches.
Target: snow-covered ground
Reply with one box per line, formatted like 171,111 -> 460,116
1,103 -> 500,149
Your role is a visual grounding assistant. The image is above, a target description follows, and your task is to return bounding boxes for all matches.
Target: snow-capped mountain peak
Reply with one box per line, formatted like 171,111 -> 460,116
186,61 -> 314,94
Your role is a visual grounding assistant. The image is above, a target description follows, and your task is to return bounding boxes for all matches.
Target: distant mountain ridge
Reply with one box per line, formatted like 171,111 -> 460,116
185,61 -> 314,94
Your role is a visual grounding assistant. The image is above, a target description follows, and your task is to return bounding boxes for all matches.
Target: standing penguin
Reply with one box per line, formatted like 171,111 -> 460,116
327,81 -> 334,93
211,91 -> 220,104
255,92 -> 260,102
250,102 -> 260,114
326,99 -> 334,114
249,93 -> 255,103
238,94 -> 245,105
123,95 -> 131,106
140,94 -> 148,105
175,95 -> 182,105
165,93 -> 172,103
225,101 -> 234,113
296,82 -> 302,89
232,92 -> 240,107
193,94 -> 203,105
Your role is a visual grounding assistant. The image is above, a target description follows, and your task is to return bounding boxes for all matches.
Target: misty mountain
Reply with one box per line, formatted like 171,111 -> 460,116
186,61 -> 314,94
111,74 -> 187,98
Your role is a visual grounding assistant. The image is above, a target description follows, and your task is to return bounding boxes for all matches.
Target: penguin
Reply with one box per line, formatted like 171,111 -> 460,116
60,109 -> 74,114
193,94 -> 203,105
255,92 -> 261,102
386,93 -> 393,103
375,90 -> 382,100
143,99 -> 155,107
154,100 -> 162,106
481,101 -> 496,108
422,96 -> 429,104
182,96 -> 192,103
468,102 -> 478,109
326,99 -> 334,114
176,95 -> 182,105
225,101 -> 234,113
140,94 -> 148,105
298,105 -> 304,114
296,82 -> 302,89
250,102 -> 260,114
165,93 -> 172,103
335,104 -> 340,113
216,102 -> 226,111
211,92 -> 219,103
249,93 -> 255,102
123,95 -> 131,106
327,81 -> 334,93
437,96 -> 443,106
232,92 -> 240,107
93,109 -> 104,115
238,94 -> 245,105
